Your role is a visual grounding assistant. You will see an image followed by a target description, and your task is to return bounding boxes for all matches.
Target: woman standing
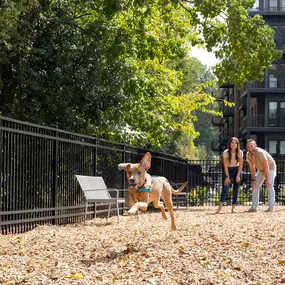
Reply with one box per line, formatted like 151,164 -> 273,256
216,137 -> 243,213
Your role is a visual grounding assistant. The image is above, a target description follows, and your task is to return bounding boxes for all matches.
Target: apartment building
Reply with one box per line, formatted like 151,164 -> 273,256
212,0 -> 285,156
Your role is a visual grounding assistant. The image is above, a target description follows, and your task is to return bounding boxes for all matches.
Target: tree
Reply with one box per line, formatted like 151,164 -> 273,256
0,0 -> 281,154
164,57 -> 220,159
177,0 -> 282,87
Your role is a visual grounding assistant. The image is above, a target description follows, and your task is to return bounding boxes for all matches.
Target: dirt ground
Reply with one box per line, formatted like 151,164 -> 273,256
0,205 -> 285,285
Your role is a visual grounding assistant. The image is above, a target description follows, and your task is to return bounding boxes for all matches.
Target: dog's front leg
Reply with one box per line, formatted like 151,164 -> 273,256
128,202 -> 148,215
127,191 -> 139,215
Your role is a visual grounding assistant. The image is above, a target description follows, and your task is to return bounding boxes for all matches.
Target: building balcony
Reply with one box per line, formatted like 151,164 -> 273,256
240,114 -> 285,131
240,81 -> 266,96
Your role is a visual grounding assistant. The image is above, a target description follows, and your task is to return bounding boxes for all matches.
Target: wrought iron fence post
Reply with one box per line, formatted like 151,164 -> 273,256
52,127 -> 59,225
0,117 -> 2,227
92,138 -> 97,176
186,159 -> 190,205
92,138 -> 98,219
122,144 -> 126,190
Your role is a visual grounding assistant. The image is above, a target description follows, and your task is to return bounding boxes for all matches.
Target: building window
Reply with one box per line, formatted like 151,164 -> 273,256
266,64 -> 285,87
252,0 -> 260,9
279,27 -> 285,52
262,0 -> 285,11
271,26 -> 285,52
268,64 -> 277,88
280,65 -> 285,87
282,0 -> 285,10
272,26 -> 278,47
269,140 -> 277,154
269,102 -> 278,126
268,101 -> 285,126
269,140 -> 285,155
269,0 -> 278,10
281,141 -> 285,155
281,102 -> 285,126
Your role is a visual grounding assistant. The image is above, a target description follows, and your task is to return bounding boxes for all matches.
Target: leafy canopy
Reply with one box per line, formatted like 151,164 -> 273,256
0,0 -> 281,155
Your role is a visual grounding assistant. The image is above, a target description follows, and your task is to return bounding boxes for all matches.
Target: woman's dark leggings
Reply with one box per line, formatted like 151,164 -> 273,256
220,166 -> 241,205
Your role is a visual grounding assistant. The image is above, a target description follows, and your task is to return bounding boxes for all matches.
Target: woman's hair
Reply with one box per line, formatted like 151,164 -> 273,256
227,137 -> 240,162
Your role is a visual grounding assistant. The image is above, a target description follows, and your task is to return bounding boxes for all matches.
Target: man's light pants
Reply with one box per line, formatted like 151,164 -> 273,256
252,169 -> 276,210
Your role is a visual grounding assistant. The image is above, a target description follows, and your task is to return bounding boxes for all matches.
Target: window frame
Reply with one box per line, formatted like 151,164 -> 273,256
268,100 -> 285,127
268,139 -> 285,155
266,63 -> 285,88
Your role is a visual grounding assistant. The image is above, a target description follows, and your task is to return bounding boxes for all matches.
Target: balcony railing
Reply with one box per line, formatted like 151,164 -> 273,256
241,114 -> 285,129
252,115 -> 265,127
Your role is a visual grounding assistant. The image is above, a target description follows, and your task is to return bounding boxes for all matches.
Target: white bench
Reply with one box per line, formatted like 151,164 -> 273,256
75,175 -> 125,223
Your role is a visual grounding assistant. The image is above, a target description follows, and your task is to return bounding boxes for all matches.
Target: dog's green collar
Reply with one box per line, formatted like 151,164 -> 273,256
138,187 -> 152,192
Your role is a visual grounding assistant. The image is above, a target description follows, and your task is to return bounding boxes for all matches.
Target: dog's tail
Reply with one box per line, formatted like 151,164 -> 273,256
170,181 -> 188,195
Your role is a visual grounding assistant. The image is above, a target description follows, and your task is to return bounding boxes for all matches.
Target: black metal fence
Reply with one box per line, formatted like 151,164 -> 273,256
188,159 -> 285,207
0,116 -> 188,234
1,115 -> 284,234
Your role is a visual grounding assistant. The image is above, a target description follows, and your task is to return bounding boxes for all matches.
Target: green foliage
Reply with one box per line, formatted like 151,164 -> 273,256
182,0 -> 282,87
225,187 -> 251,205
189,186 -> 208,206
0,0 -> 280,153
167,57 -> 220,158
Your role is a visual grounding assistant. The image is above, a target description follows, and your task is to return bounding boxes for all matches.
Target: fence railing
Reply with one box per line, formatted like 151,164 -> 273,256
1,115 -> 285,234
0,116 -> 188,234
187,159 -> 285,207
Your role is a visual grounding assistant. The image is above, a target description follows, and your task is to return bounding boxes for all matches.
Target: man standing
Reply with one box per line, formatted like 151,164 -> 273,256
246,139 -> 277,212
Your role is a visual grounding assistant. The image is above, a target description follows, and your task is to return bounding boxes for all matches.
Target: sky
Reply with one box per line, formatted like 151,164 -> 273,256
190,46 -> 219,67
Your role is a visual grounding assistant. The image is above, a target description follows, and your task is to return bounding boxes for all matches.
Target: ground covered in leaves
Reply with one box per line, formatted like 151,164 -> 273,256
1,206 -> 285,285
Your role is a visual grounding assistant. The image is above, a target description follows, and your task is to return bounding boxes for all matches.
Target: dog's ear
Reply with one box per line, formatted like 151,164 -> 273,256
118,163 -> 131,171
140,152 -> 151,171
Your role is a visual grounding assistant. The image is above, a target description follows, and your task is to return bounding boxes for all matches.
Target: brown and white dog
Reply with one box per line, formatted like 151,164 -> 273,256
118,152 -> 187,230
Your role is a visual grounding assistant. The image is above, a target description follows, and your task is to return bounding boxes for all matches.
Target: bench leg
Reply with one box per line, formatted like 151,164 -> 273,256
107,203 -> 111,222
85,201 -> 88,222
116,201 -> 120,223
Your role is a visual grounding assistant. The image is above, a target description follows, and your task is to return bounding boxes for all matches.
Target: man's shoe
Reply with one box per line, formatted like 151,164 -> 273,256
265,208 -> 274,212
248,208 -> 257,212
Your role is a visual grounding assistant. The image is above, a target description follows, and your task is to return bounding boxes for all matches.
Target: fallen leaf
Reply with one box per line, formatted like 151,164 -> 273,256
278,259 -> 285,265
65,273 -> 84,279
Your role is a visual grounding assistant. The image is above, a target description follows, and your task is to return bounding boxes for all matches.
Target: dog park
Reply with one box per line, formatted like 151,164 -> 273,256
1,206 -> 285,285
1,118 -> 285,285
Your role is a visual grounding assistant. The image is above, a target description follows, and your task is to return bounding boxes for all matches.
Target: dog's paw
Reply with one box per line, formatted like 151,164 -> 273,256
171,224 -> 177,231
128,207 -> 139,215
